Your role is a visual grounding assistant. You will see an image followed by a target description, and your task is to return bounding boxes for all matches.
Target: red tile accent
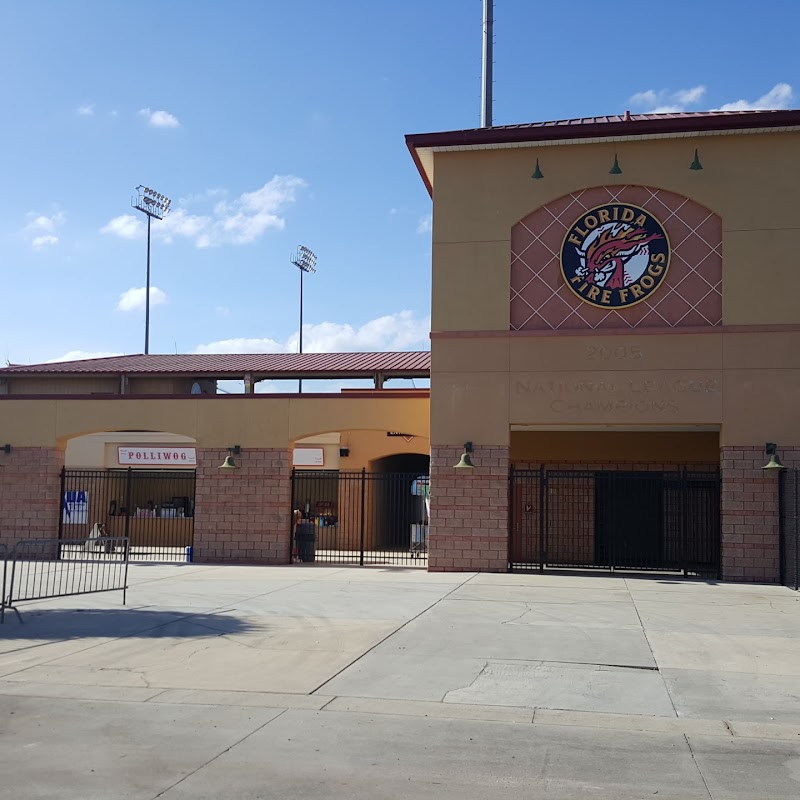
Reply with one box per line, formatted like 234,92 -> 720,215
720,446 -> 800,583
193,448 -> 291,565
429,445 -> 510,573
510,186 -> 723,331
0,448 -> 65,549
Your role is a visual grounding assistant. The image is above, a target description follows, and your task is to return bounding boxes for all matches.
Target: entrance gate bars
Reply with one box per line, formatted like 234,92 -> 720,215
510,468 -> 721,576
59,468 -> 196,563
291,469 -> 430,566
780,468 -> 799,590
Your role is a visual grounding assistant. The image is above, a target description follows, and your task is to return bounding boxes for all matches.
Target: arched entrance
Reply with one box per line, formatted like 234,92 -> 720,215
291,447 -> 430,567
369,453 -> 430,553
60,431 -> 198,563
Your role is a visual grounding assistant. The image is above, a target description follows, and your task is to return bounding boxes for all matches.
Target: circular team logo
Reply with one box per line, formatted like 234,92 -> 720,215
560,204 -> 670,309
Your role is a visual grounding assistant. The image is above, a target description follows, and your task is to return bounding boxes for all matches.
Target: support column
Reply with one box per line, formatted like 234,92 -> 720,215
720,445 -> 800,583
428,444 -> 509,572
193,448 -> 291,564
0,447 -> 65,550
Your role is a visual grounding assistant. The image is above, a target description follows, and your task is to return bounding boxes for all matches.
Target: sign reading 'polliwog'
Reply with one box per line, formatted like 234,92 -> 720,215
560,204 -> 670,309
118,446 -> 197,466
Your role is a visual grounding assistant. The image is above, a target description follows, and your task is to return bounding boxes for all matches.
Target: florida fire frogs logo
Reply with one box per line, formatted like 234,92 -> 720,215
560,204 -> 670,308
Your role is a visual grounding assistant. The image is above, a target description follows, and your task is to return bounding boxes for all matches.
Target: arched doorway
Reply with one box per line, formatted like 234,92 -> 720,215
291,450 -> 430,567
60,431 -> 198,563
369,453 -> 430,552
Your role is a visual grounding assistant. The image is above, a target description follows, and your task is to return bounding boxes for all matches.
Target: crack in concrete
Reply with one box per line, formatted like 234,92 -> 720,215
441,661 -> 489,702
149,708 -> 289,800
683,733 -> 715,799
309,572 -> 479,696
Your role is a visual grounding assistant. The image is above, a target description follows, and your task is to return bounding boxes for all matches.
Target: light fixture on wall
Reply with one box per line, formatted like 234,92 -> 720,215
609,154 -> 623,175
453,441 -> 475,470
1,444 -> 10,454
219,445 -> 241,470
689,149 -> 703,171
762,442 -> 785,471
531,158 -> 544,180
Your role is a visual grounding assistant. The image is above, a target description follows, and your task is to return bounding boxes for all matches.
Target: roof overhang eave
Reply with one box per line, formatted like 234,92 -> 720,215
407,123 -> 800,197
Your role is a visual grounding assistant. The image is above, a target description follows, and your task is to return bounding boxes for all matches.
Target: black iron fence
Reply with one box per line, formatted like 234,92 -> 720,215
291,469 -> 429,566
780,468 -> 799,590
59,468 -> 195,563
510,468 -> 720,576
1,537 -> 129,623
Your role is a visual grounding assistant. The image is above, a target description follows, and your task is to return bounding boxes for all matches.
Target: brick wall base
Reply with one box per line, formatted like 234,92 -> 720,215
0,447 -> 64,549
193,448 -> 291,564
428,444 -> 509,573
721,446 -> 800,583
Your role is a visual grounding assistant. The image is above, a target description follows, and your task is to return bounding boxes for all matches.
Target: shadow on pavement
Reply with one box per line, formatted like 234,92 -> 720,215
0,607 -> 256,641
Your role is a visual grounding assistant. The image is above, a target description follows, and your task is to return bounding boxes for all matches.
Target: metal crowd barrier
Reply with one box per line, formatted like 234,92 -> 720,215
1,537 -> 129,623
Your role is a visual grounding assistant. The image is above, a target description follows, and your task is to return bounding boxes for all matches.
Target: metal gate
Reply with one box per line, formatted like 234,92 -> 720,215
780,468 -> 799,590
291,469 -> 429,566
510,468 -> 720,576
59,468 -> 196,563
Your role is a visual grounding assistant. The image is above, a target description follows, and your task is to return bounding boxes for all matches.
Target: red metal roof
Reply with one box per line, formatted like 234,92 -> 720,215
406,109 -> 800,194
406,109 -> 800,147
0,352 -> 431,378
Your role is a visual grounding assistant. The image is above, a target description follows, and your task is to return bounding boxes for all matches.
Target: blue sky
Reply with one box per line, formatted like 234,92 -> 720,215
1,0 -> 798,372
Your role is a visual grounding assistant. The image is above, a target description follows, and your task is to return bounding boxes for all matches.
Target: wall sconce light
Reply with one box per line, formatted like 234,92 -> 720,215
531,158 -> 544,180
219,445 -> 241,470
1,444 -> 10,454
762,442 -> 785,471
453,441 -> 475,470
609,154 -> 623,175
689,148 -> 703,171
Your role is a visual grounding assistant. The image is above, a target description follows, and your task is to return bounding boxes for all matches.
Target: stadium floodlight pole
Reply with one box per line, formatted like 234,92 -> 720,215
132,185 -> 171,354
290,245 -> 317,393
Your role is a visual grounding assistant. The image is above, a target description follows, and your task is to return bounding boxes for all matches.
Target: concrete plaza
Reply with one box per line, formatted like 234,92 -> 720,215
1,564 -> 799,799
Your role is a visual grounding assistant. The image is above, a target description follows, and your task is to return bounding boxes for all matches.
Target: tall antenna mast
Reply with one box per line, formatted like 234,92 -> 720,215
481,0 -> 493,127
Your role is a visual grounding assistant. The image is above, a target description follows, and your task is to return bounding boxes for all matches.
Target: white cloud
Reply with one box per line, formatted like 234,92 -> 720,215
117,286 -> 168,312
25,212 -> 64,233
138,107 -> 181,128
23,211 -> 64,249
32,235 -> 59,249
718,83 -> 793,111
157,208 -> 211,243
194,310 -> 430,355
195,336 -> 286,354
100,176 -> 306,248
629,90 -> 658,107
674,86 -> 706,105
630,82 -> 794,114
629,85 -> 706,114
417,214 -> 432,234
48,350 -> 123,363
300,311 -> 430,352
101,214 -> 144,240
77,104 -> 94,116
214,176 -> 307,244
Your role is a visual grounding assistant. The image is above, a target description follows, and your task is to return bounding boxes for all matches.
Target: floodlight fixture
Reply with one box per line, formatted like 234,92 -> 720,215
290,245 -> 318,393
291,245 -> 317,274
131,184 -> 171,354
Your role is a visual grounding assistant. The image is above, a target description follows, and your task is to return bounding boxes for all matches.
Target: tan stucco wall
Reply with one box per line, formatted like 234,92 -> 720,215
431,132 -> 800,330
0,394 -> 430,451
65,431 -> 197,468
428,131 -> 800,450
430,332 -> 800,447
3,377 -> 120,395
